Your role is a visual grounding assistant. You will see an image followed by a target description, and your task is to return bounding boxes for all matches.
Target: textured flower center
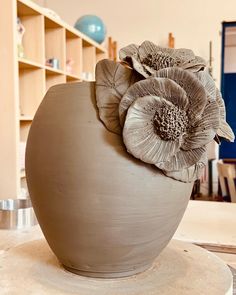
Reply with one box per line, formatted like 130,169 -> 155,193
153,103 -> 188,141
142,52 -> 179,70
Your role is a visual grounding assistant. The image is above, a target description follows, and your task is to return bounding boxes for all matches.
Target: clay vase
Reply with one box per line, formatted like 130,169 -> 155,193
26,82 -> 193,278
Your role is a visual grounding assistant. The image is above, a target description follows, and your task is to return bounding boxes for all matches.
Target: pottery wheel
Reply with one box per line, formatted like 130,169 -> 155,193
0,239 -> 232,295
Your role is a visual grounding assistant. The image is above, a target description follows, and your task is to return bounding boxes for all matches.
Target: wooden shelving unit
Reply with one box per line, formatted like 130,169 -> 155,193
0,0 -> 107,199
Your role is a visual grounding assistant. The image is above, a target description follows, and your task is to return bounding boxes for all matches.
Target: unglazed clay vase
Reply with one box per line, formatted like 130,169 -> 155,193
26,82 -> 193,278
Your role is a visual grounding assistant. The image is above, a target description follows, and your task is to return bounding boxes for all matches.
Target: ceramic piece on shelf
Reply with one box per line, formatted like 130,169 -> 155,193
66,59 -> 74,74
17,17 -> 25,58
74,15 -> 106,44
26,82 -> 193,278
81,72 -> 93,81
46,58 -> 60,69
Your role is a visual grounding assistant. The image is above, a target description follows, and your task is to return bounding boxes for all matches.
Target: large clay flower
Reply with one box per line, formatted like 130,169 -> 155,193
122,68 -> 220,173
119,41 -> 206,78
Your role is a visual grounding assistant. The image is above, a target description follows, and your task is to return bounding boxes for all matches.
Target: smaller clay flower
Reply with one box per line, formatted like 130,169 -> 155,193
119,41 -> 206,78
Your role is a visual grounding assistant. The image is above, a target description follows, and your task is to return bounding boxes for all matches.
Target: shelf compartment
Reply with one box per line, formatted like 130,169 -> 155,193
45,17 -> 66,71
20,121 -> 31,142
46,73 -> 66,92
96,49 -> 107,63
19,68 -> 45,117
66,30 -> 82,78
17,1 -> 39,16
20,177 -> 28,191
82,41 -> 96,81
17,2 -> 44,64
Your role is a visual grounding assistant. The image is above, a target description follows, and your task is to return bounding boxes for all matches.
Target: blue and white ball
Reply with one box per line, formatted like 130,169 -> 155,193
74,15 -> 106,44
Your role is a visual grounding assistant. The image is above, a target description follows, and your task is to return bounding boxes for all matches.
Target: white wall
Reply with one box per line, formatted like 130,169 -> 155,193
32,0 -> 236,85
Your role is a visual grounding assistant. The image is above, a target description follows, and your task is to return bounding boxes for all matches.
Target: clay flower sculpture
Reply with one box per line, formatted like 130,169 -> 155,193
95,41 -> 234,182
119,40 -> 207,78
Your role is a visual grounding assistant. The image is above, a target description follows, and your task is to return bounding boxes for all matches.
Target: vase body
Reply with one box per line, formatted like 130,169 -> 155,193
26,82 -> 193,278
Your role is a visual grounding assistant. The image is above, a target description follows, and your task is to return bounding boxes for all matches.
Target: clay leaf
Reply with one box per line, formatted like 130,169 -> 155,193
164,152 -> 207,183
95,59 -> 141,134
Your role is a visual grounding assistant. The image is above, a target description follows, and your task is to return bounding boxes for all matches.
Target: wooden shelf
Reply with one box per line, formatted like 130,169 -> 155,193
20,115 -> 33,121
66,74 -> 81,82
0,0 -> 108,199
20,170 -> 26,178
45,66 -> 64,75
17,0 -> 107,54
18,57 -> 43,69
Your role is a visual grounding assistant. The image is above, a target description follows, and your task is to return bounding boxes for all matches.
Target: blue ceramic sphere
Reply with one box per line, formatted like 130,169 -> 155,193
74,15 -> 106,44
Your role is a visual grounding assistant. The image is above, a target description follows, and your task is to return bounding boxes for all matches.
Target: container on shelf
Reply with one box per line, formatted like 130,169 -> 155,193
0,199 -> 38,229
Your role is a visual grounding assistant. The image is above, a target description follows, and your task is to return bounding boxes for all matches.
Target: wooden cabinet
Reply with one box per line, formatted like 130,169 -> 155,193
0,0 -> 107,199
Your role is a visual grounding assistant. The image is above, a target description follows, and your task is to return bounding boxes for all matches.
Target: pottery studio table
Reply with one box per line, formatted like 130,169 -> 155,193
0,200 -> 235,295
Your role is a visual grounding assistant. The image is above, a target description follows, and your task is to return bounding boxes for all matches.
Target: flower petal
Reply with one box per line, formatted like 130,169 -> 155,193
123,95 -> 180,164
216,88 -> 235,142
195,71 -> 235,142
156,146 -> 206,171
95,59 -> 141,134
183,56 -> 206,72
119,44 -> 149,77
155,67 -> 208,121
139,41 -> 177,74
139,40 -> 174,59
174,48 -> 195,61
131,56 -> 150,78
119,43 -> 139,61
182,99 -> 220,150
119,77 -> 189,127
139,41 -> 200,73
120,41 -> 206,77
217,120 -> 235,142
195,70 -> 216,99
164,152 -> 207,182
